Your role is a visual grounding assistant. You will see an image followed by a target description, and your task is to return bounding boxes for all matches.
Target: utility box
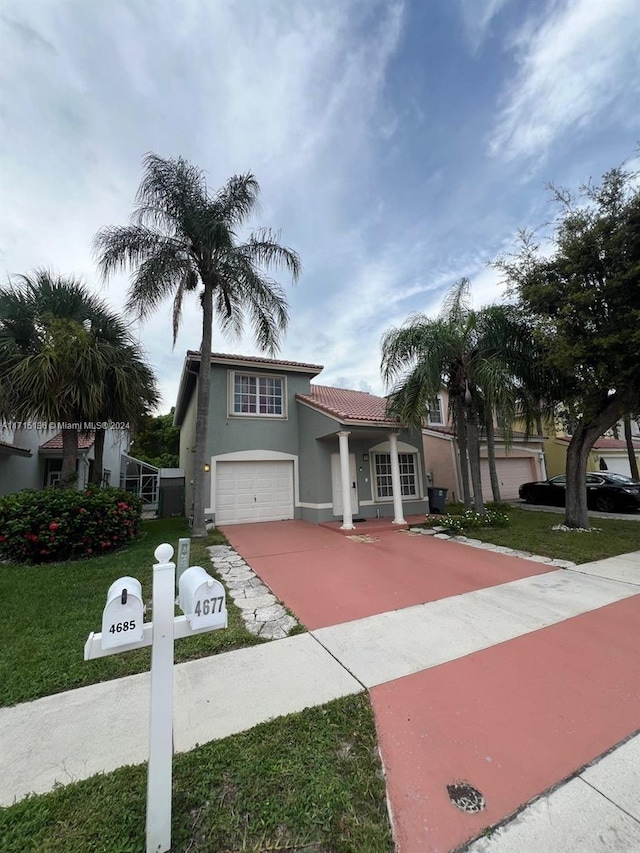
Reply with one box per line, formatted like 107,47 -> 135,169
427,486 -> 448,514
179,566 -> 227,630
101,577 -> 145,649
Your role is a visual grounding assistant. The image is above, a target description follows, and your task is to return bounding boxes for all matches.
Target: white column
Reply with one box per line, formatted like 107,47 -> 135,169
146,544 -> 176,853
338,431 -> 354,530
388,432 -> 406,525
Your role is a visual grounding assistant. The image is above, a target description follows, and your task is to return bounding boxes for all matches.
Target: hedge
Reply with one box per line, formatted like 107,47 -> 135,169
0,486 -> 143,563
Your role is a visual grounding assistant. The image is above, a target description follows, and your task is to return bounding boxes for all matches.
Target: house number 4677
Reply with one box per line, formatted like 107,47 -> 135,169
195,597 -> 224,616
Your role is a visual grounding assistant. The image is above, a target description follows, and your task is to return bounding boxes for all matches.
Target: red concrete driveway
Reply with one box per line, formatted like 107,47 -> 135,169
222,521 -> 640,851
221,519 -> 556,630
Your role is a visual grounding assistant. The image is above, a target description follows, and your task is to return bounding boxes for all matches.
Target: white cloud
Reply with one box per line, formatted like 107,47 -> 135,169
458,0 -> 511,52
489,0 -> 640,163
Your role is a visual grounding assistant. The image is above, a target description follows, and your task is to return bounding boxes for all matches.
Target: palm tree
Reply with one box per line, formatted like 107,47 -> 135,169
0,270 -> 157,487
84,315 -> 159,485
93,154 -> 300,535
381,279 -> 540,513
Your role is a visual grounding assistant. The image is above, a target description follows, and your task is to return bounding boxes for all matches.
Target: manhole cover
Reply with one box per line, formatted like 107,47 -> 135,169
447,782 -> 486,813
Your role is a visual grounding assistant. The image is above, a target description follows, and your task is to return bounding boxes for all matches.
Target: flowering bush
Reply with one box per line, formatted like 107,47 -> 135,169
0,486 -> 143,563
423,508 -> 510,534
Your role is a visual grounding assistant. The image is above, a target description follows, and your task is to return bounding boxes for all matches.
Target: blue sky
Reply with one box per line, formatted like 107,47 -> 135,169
1,0 -> 638,411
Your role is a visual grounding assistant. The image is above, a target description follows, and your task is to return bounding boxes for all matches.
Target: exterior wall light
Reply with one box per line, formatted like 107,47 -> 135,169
204,464 -> 211,473
362,453 -> 369,462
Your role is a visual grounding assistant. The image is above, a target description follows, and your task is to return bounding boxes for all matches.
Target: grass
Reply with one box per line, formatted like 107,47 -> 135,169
0,517 -> 267,708
445,505 -> 640,564
0,694 -> 393,853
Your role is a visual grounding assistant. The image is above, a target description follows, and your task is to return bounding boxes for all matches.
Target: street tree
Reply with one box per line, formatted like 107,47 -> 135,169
495,165 -> 640,528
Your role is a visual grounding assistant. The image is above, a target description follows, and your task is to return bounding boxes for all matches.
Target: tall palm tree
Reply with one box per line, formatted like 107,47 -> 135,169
381,279 -> 540,513
93,154 -> 300,535
0,270 -> 157,487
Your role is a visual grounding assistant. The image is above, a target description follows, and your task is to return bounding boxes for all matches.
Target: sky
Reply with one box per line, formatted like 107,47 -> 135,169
1,0 -> 639,411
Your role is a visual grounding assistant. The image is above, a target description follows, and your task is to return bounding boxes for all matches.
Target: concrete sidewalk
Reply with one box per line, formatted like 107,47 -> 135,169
1,549 -> 639,852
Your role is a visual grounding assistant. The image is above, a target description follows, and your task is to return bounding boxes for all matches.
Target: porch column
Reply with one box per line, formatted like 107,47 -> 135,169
388,432 -> 406,525
338,430 -> 354,530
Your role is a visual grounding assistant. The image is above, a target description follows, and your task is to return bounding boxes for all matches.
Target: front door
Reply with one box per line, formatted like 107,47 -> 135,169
331,453 -> 358,516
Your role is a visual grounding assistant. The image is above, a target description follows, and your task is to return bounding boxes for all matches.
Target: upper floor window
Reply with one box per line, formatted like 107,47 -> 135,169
232,373 -> 284,417
427,396 -> 444,425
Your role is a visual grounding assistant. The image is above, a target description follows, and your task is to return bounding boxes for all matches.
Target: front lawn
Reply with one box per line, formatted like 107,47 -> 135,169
446,506 -> 640,564
0,518 -> 265,707
0,694 -> 393,853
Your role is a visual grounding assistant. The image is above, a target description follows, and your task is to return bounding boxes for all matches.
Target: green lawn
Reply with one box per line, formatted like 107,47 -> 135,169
0,518 -> 266,707
449,506 -> 640,564
0,694 -> 393,853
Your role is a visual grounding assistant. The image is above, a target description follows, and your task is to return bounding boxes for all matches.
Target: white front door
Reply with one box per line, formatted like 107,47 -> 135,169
331,453 -> 358,516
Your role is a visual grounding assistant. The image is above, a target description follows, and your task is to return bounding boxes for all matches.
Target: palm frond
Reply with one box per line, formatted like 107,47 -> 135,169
213,173 -> 261,227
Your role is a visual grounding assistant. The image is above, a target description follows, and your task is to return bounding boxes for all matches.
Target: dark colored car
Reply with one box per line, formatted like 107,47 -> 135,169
518,472 -> 640,513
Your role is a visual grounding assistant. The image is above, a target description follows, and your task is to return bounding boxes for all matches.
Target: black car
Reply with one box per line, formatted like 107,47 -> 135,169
518,472 -> 640,513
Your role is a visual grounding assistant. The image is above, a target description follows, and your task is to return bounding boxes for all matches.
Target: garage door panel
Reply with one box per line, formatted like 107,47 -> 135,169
480,457 -> 535,501
599,456 -> 632,476
215,460 -> 294,524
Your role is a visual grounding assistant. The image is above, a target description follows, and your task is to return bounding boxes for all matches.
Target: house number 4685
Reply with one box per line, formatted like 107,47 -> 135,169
109,620 -> 137,633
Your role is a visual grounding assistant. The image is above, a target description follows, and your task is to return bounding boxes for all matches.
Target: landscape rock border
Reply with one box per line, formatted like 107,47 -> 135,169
408,528 -> 576,568
206,545 -> 300,639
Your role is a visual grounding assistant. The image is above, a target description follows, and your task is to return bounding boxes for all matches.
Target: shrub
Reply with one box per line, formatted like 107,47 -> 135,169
0,486 -> 143,564
424,508 -> 510,534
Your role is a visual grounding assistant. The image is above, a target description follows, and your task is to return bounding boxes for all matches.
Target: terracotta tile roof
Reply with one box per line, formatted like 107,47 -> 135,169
556,435 -> 640,450
40,431 -> 95,450
187,351 -> 323,372
297,385 -> 401,425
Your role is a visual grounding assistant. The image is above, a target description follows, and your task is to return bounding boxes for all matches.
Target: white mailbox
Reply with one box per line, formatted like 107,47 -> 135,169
101,576 -> 145,649
179,566 -> 227,630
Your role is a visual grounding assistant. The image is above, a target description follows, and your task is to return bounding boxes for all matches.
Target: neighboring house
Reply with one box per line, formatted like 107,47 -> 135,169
421,390 -> 547,502
0,422 -> 130,498
173,352 -> 430,527
545,433 -> 640,478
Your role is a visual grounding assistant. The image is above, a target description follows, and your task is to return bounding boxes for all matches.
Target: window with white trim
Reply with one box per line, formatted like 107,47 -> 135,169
427,396 -> 443,424
374,452 -> 418,498
232,373 -> 284,416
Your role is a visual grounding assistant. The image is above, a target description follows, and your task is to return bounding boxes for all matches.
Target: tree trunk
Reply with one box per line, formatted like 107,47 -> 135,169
564,396 -> 626,528
623,414 -> 639,480
60,428 -> 79,489
90,429 -> 105,485
485,407 -> 501,504
192,282 -> 214,537
454,395 -> 472,509
466,403 -> 485,514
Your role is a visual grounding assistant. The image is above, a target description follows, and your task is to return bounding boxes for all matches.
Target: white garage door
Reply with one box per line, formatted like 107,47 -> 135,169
480,457 -> 535,501
215,460 -> 294,525
599,455 -> 631,476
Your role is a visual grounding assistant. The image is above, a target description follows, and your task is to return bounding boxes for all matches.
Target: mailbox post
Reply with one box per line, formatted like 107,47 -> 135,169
146,544 -> 175,853
84,543 -> 227,853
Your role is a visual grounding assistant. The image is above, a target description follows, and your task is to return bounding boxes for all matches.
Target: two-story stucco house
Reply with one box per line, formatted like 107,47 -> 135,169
421,389 -> 548,502
173,352 -> 430,528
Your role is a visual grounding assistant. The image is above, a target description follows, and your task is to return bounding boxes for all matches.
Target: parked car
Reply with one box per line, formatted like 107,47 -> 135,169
518,472 -> 640,513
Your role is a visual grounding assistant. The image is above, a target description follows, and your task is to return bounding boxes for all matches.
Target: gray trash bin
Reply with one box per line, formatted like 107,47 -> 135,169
427,486 -> 448,514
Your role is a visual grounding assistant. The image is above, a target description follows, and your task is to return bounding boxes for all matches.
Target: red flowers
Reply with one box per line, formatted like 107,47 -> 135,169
117,502 -> 129,510
49,522 -> 59,531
